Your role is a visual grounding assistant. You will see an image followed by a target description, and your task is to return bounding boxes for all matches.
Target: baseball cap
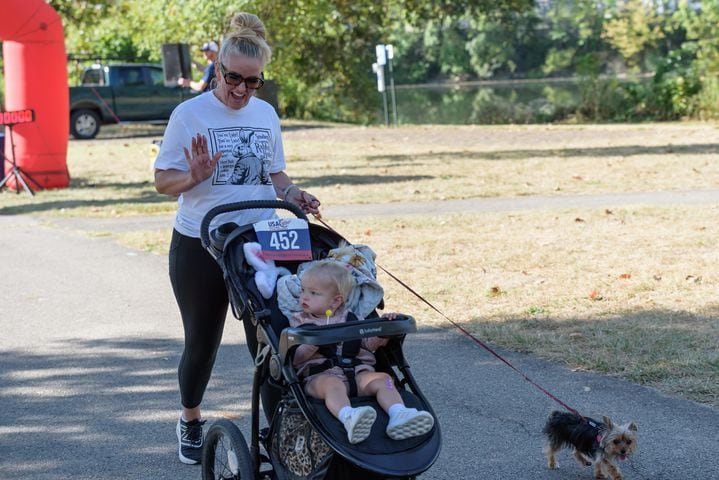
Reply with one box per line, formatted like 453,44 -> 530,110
201,41 -> 219,52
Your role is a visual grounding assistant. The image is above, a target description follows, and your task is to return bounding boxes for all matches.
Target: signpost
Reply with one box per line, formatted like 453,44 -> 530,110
373,44 -> 398,126
374,44 -> 389,126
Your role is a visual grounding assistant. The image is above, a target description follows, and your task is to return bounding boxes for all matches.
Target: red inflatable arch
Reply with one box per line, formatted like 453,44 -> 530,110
1,0 -> 69,190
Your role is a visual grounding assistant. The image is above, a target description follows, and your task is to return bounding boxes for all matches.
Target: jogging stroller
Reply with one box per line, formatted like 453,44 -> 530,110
199,200 -> 441,480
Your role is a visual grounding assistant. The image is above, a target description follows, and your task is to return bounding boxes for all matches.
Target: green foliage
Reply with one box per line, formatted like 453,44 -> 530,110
465,15 -> 523,78
47,0 -> 719,123
385,23 -> 436,83
258,1 -> 387,122
52,0 -> 142,61
52,0 -> 532,122
648,49 -> 701,119
602,0 -> 666,71
400,0 -> 533,21
671,0 -> 719,118
526,305 -> 546,316
541,0 -> 608,77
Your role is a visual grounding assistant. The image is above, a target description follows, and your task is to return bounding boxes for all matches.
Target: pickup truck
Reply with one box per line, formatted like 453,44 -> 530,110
69,64 -> 198,139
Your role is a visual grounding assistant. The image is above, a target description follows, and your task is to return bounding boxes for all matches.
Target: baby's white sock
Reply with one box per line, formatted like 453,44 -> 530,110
388,403 -> 412,420
338,406 -> 353,423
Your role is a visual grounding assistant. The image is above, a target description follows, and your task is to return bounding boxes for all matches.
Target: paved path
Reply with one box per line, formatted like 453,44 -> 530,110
1,191 -> 718,479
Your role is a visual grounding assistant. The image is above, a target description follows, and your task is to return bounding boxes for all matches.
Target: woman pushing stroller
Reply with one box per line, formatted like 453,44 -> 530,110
290,260 -> 435,445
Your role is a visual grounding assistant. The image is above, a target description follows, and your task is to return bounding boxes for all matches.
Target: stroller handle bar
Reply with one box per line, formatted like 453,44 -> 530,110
200,200 -> 309,249
279,315 -> 417,364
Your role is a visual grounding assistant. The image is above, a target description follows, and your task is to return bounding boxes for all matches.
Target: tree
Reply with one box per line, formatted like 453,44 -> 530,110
541,0 -> 607,77
668,0 -> 719,118
53,0 -> 533,122
602,0 -> 666,71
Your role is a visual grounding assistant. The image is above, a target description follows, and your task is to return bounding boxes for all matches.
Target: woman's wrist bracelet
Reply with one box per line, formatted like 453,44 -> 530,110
281,184 -> 299,200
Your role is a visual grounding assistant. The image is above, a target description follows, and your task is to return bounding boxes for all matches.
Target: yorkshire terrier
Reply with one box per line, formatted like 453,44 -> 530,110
543,410 -> 638,480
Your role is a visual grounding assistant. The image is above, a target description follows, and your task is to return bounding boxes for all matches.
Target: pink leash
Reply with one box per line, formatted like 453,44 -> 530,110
314,215 -> 580,416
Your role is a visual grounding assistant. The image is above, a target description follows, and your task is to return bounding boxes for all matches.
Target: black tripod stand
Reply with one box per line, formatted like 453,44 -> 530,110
0,122 -> 42,197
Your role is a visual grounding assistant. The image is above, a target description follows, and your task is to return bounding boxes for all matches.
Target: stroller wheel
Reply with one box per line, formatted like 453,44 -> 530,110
202,418 -> 255,480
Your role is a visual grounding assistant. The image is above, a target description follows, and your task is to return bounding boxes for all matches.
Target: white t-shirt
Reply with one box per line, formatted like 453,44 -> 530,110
155,92 -> 285,238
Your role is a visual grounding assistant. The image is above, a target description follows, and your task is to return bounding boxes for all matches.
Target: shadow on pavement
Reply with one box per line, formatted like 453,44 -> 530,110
0,337 -> 253,480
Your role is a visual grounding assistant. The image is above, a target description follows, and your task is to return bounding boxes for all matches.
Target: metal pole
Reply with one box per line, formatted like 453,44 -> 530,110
386,45 -> 398,126
382,90 -> 389,126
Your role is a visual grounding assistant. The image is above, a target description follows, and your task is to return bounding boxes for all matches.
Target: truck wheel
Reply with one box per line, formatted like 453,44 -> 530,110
70,109 -> 101,139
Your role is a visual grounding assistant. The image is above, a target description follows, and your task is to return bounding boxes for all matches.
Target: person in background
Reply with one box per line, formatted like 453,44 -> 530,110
178,40 -> 218,92
154,12 -> 321,465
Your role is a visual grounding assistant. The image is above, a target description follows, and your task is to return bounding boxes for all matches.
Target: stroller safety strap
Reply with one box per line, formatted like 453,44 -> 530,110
306,338 -> 363,397
305,315 -> 364,397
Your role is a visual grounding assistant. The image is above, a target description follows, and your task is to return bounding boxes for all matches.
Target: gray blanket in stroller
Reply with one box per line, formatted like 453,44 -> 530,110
276,243 -> 384,320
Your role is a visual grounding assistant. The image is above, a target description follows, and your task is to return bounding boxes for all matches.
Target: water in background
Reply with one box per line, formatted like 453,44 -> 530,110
386,79 -> 583,125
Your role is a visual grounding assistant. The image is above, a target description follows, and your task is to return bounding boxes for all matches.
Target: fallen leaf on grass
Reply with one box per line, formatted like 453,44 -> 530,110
488,286 -> 503,297
575,217 -> 585,223
653,274 -> 662,281
619,273 -> 632,279
605,209 -> 613,215
588,289 -> 603,301
685,275 -> 702,283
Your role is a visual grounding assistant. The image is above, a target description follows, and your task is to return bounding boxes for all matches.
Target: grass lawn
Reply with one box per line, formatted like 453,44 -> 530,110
2,121 -> 717,406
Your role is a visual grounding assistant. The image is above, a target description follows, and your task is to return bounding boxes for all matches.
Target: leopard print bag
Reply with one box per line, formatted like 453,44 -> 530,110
270,400 -> 334,480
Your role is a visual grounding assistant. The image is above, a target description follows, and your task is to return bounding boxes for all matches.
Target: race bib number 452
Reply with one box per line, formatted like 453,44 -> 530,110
253,218 -> 312,261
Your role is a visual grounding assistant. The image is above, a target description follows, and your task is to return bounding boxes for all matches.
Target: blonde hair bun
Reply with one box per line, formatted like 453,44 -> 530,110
221,12 -> 272,66
229,12 -> 267,40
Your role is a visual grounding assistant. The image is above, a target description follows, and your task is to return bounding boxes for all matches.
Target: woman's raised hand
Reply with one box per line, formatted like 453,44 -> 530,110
183,134 -> 221,186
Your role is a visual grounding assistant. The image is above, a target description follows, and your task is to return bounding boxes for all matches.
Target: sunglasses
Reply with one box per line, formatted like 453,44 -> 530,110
219,63 -> 265,90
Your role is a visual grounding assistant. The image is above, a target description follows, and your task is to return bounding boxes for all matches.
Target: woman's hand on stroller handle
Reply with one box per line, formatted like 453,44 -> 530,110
285,186 -> 321,216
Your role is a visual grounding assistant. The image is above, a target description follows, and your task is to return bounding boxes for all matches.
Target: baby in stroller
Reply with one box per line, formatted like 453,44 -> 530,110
290,260 -> 435,445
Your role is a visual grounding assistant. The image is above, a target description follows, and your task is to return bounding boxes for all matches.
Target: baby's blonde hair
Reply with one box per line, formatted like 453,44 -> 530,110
220,12 -> 272,67
302,260 -> 354,300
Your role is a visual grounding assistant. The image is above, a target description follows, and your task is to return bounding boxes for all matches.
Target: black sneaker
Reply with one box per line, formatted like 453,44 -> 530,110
176,417 -> 206,464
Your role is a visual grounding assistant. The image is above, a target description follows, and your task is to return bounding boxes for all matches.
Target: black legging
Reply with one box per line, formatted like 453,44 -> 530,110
169,229 -> 229,409
168,229 -> 281,418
